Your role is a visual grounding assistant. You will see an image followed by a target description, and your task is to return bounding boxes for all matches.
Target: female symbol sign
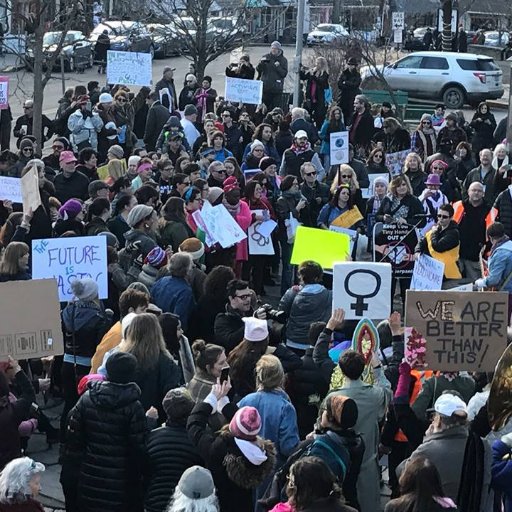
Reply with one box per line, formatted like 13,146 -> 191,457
344,269 -> 381,316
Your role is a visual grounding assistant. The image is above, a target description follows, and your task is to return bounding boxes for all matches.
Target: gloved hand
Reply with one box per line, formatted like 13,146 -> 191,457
399,362 -> 412,376
501,432 -> 512,448
474,278 -> 486,289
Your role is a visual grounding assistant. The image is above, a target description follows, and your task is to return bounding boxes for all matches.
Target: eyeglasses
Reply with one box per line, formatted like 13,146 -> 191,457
116,98 -> 127,103
437,214 -> 450,219
22,148 -> 33,152
253,148 -> 264,152
340,174 -> 351,179
305,171 -> 316,176
234,293 -> 252,300
215,169 -> 226,174
374,155 -> 383,159
422,121 -> 432,125
221,114 -> 231,118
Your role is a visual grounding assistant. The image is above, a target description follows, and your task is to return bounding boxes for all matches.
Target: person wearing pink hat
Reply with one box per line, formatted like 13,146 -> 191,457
418,173 -> 448,236
187,378 -> 276,512
53,150 -> 90,203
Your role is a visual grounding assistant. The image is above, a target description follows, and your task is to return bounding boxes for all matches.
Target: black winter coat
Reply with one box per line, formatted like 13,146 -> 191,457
187,402 -> 276,512
214,305 -> 247,354
337,68 -> 362,111
470,111 -> 496,154
144,422 -> 203,512
256,52 -> 288,94
416,220 -> 460,255
66,381 -> 147,512
375,194 -> 426,228
495,189 -> 512,237
53,170 -> 90,203
144,101 -> 171,152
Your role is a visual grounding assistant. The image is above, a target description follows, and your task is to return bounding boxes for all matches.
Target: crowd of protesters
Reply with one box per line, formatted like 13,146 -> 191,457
0,40 -> 512,512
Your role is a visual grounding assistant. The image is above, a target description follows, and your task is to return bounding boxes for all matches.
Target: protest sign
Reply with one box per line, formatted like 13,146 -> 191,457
243,169 -> 260,182
107,50 -> 153,87
330,131 -> 349,165
351,317 -> 380,382
333,262 -> 392,319
291,226 -> 350,269
0,279 -> 63,360
97,160 -> 126,181
411,254 -> 444,291
405,290 -> 508,371
199,202 -> 247,249
385,149 -> 410,176
362,173 -> 389,199
331,206 -> 363,228
31,236 -> 108,302
0,176 -> 22,203
248,210 -> 276,255
373,222 -> 418,278
0,76 -> 8,110
225,77 -> 263,105
21,165 -> 41,213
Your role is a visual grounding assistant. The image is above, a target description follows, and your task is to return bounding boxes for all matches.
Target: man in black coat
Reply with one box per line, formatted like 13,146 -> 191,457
0,104 -> 12,151
349,94 -> 374,157
155,66 -> 178,112
337,57 -> 361,125
13,99 -> 54,149
456,26 -> 468,52
144,91 -> 171,152
256,41 -> 288,110
94,30 -> 110,74
53,151 -> 90,203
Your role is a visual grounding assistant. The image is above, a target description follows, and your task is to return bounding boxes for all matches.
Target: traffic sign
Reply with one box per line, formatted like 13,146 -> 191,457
392,12 -> 405,30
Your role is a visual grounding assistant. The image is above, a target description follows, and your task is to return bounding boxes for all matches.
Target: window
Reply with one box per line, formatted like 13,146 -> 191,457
456,58 -> 500,71
395,56 -> 423,69
421,56 -> 449,70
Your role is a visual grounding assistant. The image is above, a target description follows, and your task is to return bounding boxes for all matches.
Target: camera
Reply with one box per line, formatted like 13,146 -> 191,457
256,304 -> 286,324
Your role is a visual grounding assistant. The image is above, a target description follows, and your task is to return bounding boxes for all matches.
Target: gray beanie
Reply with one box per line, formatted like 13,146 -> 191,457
270,41 -> 282,51
70,278 -> 98,301
184,104 -> 198,116
178,466 -> 215,500
126,204 -> 154,228
108,145 -> 124,159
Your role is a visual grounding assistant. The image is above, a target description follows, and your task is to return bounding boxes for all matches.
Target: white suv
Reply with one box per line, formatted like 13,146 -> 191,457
360,51 -> 504,109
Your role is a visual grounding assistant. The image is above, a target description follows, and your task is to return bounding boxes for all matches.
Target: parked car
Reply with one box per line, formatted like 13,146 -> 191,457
146,23 -> 180,58
206,17 -> 243,44
307,24 -> 349,46
360,51 -> 504,108
172,17 -> 197,51
89,21 -> 154,61
26,30 -> 93,71
483,31 -> 509,47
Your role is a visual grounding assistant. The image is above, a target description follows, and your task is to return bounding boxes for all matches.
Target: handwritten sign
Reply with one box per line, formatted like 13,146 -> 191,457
31,236 -> 108,302
330,131 -> 349,165
333,262 -> 392,320
106,50 -> 153,87
0,76 -> 8,110
198,202 -> 247,249
225,77 -> 263,105
0,177 -> 22,203
0,279 -> 63,360
21,165 -> 41,213
248,210 -> 276,255
405,290 -> 508,371
411,254 -> 444,291
331,206 -> 363,228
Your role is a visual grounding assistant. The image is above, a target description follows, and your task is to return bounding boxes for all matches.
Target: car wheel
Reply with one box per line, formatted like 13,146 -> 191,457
443,85 -> 465,109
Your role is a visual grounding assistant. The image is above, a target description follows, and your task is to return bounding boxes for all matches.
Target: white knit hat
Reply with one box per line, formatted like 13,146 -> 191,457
243,317 -> 268,342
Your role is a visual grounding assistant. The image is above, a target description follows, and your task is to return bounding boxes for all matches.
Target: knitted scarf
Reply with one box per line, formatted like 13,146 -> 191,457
290,141 -> 311,155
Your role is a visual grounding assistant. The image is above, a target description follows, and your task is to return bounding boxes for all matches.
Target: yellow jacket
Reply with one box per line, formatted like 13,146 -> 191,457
425,228 -> 462,279
90,322 -> 122,374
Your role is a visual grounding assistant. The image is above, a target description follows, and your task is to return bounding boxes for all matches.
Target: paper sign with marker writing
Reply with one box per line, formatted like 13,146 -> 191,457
225,77 -> 263,105
405,290 -> 508,371
0,177 -> 22,203
290,226 -> 350,269
331,206 -> 363,228
31,237 -> 108,302
0,76 -> 8,110
107,50 -> 152,87
330,131 -> 349,165
248,210 -> 275,256
411,254 -> 444,291
199,202 -> 247,249
333,262 -> 392,320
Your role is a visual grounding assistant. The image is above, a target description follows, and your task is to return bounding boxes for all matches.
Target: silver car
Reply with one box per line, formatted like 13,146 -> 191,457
360,51 -> 504,109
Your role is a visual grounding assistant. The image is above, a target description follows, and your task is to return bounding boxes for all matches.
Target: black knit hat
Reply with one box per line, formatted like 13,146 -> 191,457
259,156 -> 277,171
106,352 -> 137,384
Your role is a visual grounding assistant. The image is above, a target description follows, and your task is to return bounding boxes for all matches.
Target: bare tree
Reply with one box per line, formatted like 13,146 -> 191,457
441,0 -> 453,52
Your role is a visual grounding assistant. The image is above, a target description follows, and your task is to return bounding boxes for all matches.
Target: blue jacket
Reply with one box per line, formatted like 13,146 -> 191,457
484,239 -> 512,292
492,439 -> 512,512
238,389 -> 299,465
151,276 -> 195,331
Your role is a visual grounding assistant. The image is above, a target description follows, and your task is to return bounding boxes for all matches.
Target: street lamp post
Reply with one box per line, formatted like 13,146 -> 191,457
293,0 -> 306,108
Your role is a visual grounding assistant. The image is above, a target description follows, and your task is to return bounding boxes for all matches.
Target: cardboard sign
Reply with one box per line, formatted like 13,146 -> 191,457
0,279 -> 63,360
405,290 -> 508,371
331,206 -> 363,228
31,236 -> 108,302
106,50 -> 153,87
411,254 -> 444,291
21,165 -> 41,213
225,77 -> 263,105
330,131 -> 349,165
333,262 -> 392,320
291,226 -> 350,270
0,176 -> 22,203
373,222 -> 418,278
0,76 -> 8,110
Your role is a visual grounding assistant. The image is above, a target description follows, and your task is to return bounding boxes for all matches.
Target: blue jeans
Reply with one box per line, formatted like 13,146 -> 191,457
280,239 -> 293,295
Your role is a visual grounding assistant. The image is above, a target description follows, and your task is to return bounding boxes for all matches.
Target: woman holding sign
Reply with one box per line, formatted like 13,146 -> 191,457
329,165 -> 364,213
317,185 -> 363,231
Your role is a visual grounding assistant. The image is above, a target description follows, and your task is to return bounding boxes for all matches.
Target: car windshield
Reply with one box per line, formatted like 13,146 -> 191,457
211,19 -> 233,30
92,23 -> 131,36
317,25 -> 336,32
456,58 -> 500,71
43,32 -> 78,45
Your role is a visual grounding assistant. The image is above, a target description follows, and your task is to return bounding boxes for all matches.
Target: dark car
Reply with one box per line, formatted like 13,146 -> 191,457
146,23 -> 180,58
26,30 -> 93,71
89,21 -> 154,61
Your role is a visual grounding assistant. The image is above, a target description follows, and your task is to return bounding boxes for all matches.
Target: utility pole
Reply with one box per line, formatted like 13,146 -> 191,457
293,0 -> 305,108
507,66 -> 512,152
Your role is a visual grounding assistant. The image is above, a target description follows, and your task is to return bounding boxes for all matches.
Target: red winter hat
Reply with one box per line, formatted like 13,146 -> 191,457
223,176 -> 240,193
229,406 -> 261,441
77,373 -> 105,396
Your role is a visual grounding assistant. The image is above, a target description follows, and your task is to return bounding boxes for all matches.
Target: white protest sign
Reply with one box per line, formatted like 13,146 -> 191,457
21,165 -> 41,213
447,283 -> 473,292
106,50 -> 153,87
0,76 -> 8,110
333,262 -> 392,320
385,150 -> 410,176
225,77 -> 263,105
362,173 -> 389,199
200,202 -> 247,249
31,236 -> 108,302
248,210 -> 276,255
0,177 -> 22,203
411,254 -> 444,291
330,131 -> 349,165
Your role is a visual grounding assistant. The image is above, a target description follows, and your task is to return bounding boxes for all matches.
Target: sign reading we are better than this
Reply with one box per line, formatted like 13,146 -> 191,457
31,236 -> 108,302
405,291 -> 508,372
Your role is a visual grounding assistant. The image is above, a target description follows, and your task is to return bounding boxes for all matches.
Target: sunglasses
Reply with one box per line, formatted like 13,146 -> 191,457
305,171 -> 317,176
422,121 -> 432,125
432,166 -> 443,170
235,293 -> 252,300
340,174 -> 351,179
374,155 -> 383,159
117,98 -> 127,103
437,214 -> 450,219
221,114 -> 231,118
22,148 -> 33,152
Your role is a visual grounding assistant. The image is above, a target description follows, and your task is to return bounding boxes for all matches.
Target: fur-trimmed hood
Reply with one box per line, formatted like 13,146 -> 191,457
220,432 -> 276,489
